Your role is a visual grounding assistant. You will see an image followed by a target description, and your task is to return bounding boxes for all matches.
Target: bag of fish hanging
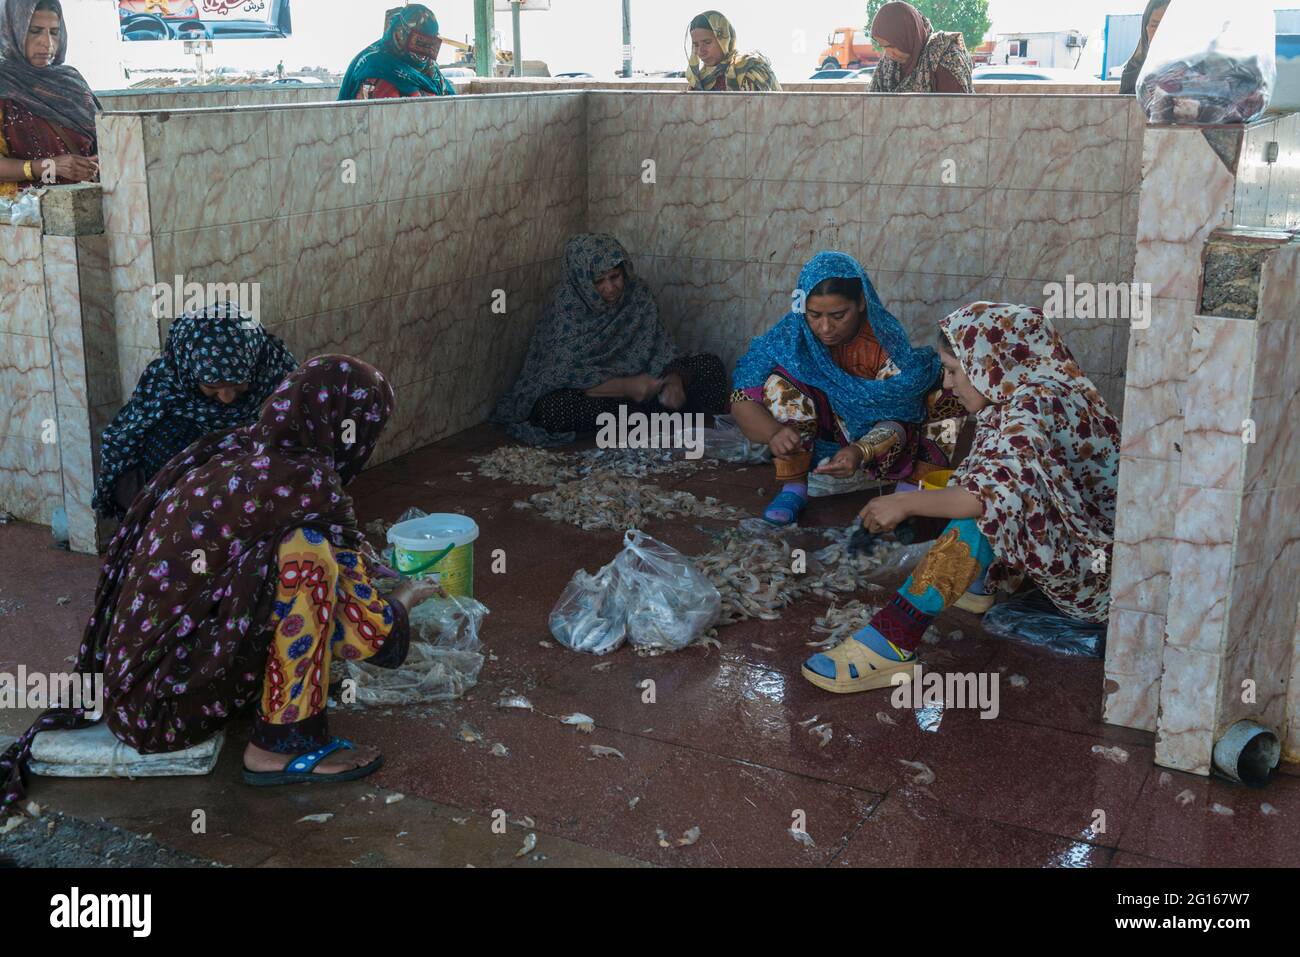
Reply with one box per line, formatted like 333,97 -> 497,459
1137,0 -> 1275,125
615,529 -> 722,653
549,559 -> 630,655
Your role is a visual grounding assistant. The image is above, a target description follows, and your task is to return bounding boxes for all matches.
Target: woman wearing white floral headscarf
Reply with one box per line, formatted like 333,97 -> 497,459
802,302 -> 1120,694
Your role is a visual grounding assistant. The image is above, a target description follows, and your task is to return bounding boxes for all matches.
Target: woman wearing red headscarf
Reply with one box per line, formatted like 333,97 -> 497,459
869,1 -> 974,94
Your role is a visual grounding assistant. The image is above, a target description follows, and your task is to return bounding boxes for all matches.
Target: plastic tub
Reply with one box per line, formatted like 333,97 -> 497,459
386,513 -> 479,598
920,469 -> 955,491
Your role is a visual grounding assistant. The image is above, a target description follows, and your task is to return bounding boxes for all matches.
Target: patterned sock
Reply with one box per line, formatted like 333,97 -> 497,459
782,481 -> 808,499
870,594 -> 935,654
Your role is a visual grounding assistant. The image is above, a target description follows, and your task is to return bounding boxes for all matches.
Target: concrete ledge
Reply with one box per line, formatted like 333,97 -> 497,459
39,184 -> 104,237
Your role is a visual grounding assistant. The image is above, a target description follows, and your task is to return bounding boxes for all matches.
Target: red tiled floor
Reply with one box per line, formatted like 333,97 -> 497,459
1113,765 -> 1300,867
592,747 -> 881,867
835,790 -> 1114,868
905,708 -> 1154,848
3,423 -> 1297,868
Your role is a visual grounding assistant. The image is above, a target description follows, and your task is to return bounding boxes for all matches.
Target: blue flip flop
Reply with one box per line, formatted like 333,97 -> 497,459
242,736 -> 383,787
763,489 -> 807,527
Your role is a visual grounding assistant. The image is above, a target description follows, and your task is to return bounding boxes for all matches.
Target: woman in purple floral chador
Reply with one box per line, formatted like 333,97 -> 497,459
2,356 -> 440,812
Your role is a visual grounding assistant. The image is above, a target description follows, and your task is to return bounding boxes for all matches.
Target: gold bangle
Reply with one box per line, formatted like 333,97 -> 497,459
22,160 -> 35,181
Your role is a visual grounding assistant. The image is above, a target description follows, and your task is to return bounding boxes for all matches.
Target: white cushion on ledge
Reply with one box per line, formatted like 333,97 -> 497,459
29,722 -> 223,778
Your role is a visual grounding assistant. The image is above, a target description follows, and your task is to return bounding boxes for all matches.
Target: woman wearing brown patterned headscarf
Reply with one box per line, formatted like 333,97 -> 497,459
869,1 -> 974,94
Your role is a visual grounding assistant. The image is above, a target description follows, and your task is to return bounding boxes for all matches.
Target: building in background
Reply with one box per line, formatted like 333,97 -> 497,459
989,29 -> 1089,69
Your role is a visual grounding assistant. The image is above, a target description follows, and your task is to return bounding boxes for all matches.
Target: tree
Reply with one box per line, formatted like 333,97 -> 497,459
865,0 -> 992,53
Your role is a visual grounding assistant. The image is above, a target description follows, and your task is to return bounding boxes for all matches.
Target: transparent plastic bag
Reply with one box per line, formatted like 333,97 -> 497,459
2,188 -> 44,227
549,530 -> 722,654
549,561 -> 629,655
346,594 -> 487,705
1137,1 -> 1275,124
675,414 -> 771,464
981,590 -> 1106,658
616,530 -> 722,653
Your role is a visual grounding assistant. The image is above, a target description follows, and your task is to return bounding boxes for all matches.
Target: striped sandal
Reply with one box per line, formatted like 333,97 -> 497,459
801,637 -> 920,694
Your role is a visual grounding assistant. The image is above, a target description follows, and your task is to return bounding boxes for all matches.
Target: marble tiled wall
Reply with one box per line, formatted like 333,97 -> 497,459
1104,128 -> 1240,738
1234,113 -> 1300,231
1105,117 -> 1300,775
97,84 -> 341,112
0,224 -> 61,525
97,92 -> 587,468
588,91 -> 1142,417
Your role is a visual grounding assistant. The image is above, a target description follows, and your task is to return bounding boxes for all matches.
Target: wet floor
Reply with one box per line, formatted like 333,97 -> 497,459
2,424 -> 1297,867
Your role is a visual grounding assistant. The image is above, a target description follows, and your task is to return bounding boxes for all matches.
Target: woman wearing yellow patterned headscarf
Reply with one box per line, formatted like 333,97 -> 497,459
685,10 -> 780,91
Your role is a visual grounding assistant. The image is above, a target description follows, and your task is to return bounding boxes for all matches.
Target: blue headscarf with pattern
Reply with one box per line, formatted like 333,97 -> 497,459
732,252 -> 940,437
92,303 -> 298,520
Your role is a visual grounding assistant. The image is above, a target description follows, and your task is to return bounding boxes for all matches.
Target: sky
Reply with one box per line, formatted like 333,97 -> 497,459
61,0 -> 1292,89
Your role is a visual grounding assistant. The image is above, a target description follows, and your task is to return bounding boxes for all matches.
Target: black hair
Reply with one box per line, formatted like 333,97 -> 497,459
34,0 -> 61,13
936,329 -> 955,354
808,277 -> 864,302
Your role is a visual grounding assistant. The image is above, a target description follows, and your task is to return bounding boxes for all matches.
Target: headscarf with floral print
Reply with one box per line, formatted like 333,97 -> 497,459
941,303 -> 1120,622
2,356 -> 394,814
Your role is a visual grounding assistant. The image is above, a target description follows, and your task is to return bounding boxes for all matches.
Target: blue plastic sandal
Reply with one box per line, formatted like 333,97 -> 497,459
763,489 -> 807,527
242,736 -> 383,787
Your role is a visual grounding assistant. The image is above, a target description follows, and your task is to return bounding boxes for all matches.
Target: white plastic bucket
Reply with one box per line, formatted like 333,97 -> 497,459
386,513 -> 479,598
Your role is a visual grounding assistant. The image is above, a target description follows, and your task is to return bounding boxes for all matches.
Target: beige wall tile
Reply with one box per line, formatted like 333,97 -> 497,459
746,181 -> 861,267
861,185 -> 988,277
143,110 -> 272,230
985,189 -> 1121,282
268,104 -> 374,216
863,96 -> 990,188
988,96 -> 1128,192
0,225 -> 48,339
646,177 -> 747,261
750,94 -> 862,184
645,93 -> 747,180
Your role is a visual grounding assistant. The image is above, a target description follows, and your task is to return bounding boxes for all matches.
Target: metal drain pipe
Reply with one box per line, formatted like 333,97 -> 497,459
1212,720 -> 1280,787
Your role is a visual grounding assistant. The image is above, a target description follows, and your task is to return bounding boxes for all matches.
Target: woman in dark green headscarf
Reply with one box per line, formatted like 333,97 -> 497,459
1119,0 -> 1170,95
338,4 -> 456,100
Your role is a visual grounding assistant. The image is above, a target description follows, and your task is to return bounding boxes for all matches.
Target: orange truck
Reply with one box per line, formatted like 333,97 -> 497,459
818,27 -> 996,70
818,27 -> 880,70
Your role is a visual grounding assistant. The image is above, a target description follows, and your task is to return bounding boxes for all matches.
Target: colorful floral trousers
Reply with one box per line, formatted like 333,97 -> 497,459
251,528 -> 409,754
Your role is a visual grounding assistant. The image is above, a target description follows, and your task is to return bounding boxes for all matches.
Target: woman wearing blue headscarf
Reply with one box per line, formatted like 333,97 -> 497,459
731,252 -> 964,526
338,4 -> 456,100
